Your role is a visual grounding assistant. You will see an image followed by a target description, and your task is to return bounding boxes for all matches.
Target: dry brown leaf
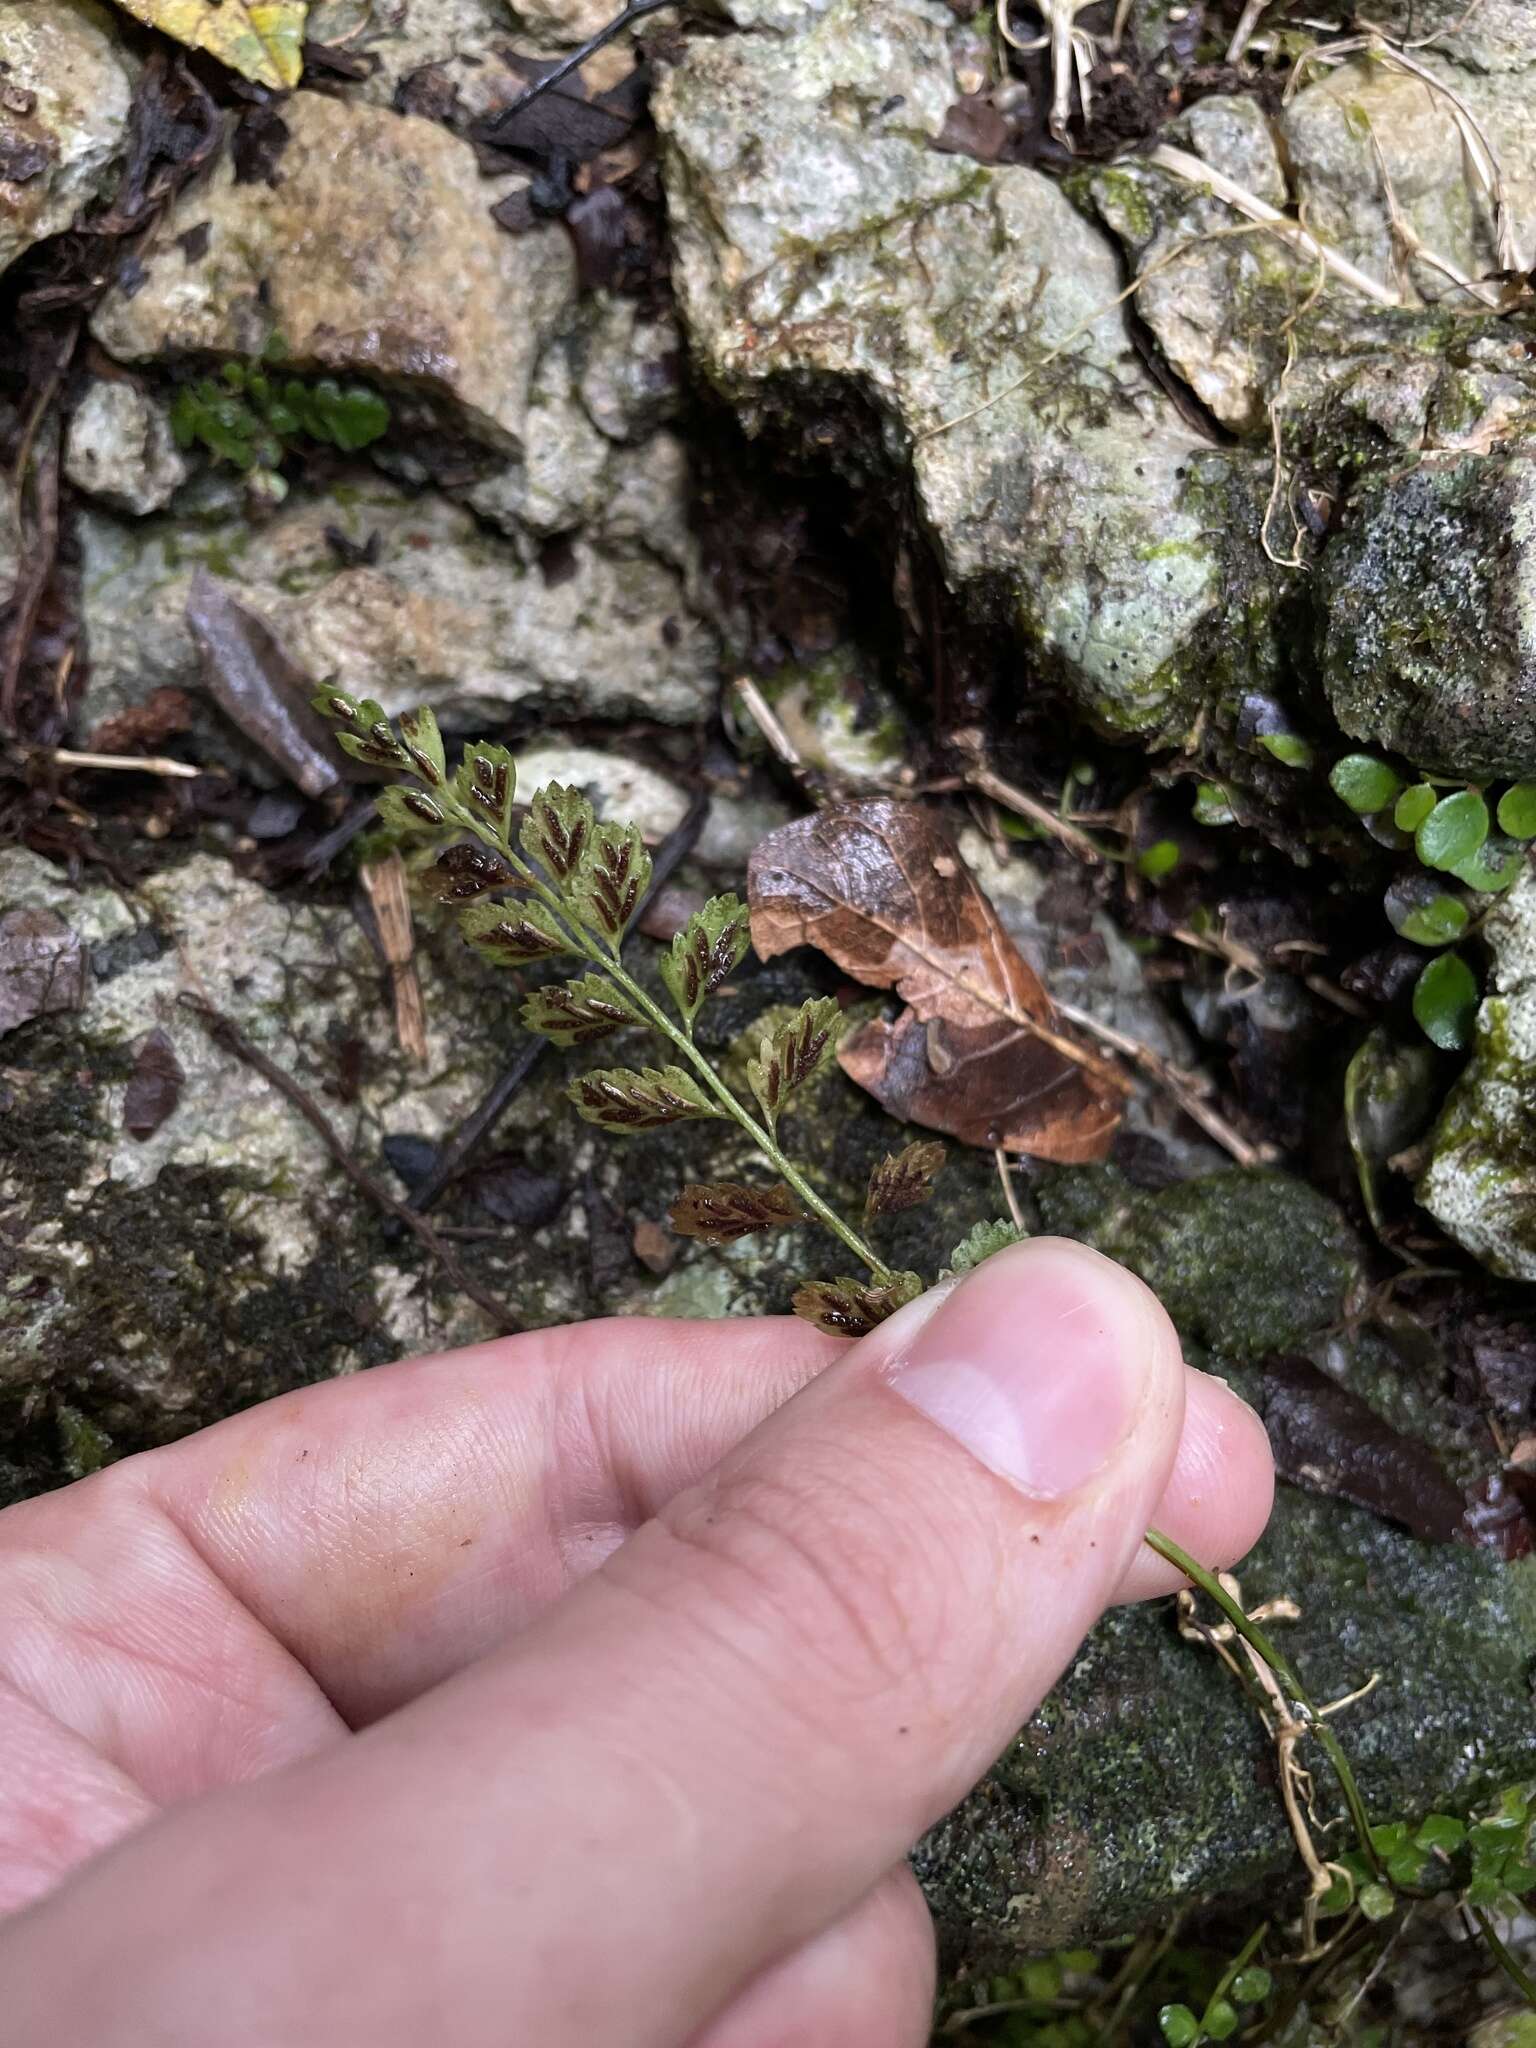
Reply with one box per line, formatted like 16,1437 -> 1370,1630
748,799 -> 1122,1164
122,1026 -> 186,1140
0,909 -> 86,1039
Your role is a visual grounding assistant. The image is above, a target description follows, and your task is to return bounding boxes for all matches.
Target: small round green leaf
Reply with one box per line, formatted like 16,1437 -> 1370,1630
1259,731 -> 1314,770
1159,2005 -> 1200,2048
1330,754 -> 1403,815
1451,833 -> 1524,894
1232,1968 -> 1273,2005
1393,893 -> 1468,947
1414,1814 -> 1466,1853
1393,783 -> 1437,833
1204,1999 -> 1239,2041
1138,839 -> 1180,881
1497,781 -> 1536,839
1413,952 -> 1480,1051
1358,1882 -> 1397,1921
1416,789 -> 1489,872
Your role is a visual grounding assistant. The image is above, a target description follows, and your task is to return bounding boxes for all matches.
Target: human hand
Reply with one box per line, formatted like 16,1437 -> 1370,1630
0,1238 -> 1272,2047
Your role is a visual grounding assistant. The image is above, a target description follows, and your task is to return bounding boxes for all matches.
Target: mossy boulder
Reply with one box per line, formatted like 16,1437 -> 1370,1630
1322,448 -> 1536,781
1419,864 -> 1536,1278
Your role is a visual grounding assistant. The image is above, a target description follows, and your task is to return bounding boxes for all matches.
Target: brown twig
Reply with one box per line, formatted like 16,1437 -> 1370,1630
966,761 -> 1108,866
994,1146 -> 1028,1231
361,852 -> 428,1063
1,390 -> 64,735
177,993 -> 521,1334
405,783 -> 713,1215
1054,997 -> 1279,1167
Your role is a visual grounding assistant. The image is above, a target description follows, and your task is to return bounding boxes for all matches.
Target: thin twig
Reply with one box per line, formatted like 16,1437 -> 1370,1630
967,761 -> 1108,865
1149,145 -> 1402,304
1055,997 -> 1277,1167
177,993 -> 521,1333
405,783 -> 712,1215
33,747 -> 202,779
361,852 -> 428,1064
489,0 -> 678,126
1227,0 -> 1276,63
921,216 -> 1338,444
994,1146 -> 1027,1231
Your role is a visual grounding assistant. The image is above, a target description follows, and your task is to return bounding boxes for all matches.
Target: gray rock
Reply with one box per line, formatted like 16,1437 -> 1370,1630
1321,446 -> 1536,781
305,0 -> 527,115
91,92 -> 575,455
655,0 -> 1224,742
1285,49 -> 1536,302
76,478 -> 719,742
1419,864 -> 1536,1280
0,0 -> 135,278
64,379 -> 189,516
1091,99 -> 1298,431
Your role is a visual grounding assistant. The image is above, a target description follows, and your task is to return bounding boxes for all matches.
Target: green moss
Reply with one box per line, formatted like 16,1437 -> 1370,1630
918,1495 -> 1536,1968
1032,1165 -> 1359,1357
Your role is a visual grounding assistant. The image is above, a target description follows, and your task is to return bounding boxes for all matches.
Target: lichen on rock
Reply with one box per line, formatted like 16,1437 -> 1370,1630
0,0 -> 136,279
656,0 -> 1224,743
1419,864 -> 1536,1279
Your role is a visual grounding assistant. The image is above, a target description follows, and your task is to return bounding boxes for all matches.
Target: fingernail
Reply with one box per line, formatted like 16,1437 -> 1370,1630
884,1240 -> 1151,1499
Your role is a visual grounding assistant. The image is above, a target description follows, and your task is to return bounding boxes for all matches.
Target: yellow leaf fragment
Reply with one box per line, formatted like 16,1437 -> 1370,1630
109,0 -> 306,90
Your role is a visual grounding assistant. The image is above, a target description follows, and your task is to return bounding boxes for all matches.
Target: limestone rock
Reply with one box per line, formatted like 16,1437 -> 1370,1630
76,480 -> 718,744
1322,446 -> 1536,781
656,0 -> 1223,741
64,379 -> 189,515
1092,97 -> 1297,432
305,0 -> 527,115
1285,50 -> 1536,302
91,92 -> 575,454
0,0 -> 135,277
1419,864 -> 1536,1280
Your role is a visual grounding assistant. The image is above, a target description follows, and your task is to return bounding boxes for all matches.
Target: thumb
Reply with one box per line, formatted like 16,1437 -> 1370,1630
1,1240 -> 1195,2048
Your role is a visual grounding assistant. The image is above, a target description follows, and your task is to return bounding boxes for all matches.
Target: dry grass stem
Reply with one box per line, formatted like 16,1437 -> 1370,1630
362,852 -> 428,1063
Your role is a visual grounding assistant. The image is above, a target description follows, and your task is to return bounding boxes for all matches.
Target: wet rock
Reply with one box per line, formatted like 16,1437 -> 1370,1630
655,0 -> 1225,742
0,0 -> 135,278
1091,98 -> 1297,432
919,1485 -> 1536,1964
0,845 -> 507,1489
64,379 -> 189,516
91,92 -> 575,454
1419,864 -> 1536,1280
1322,446 -> 1536,781
76,477 -> 718,742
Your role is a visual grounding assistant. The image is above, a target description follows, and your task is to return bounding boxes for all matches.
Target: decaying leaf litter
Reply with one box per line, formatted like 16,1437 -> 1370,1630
4,0 -> 1536,2033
